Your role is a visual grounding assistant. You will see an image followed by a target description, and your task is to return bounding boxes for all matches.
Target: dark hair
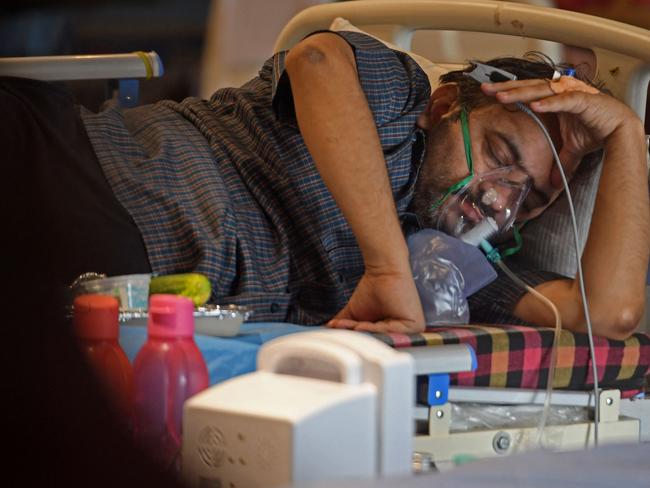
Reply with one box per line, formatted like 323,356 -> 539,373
439,52 -> 604,116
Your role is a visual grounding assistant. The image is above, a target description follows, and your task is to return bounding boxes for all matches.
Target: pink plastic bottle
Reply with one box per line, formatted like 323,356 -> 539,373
133,294 -> 209,472
73,294 -> 134,427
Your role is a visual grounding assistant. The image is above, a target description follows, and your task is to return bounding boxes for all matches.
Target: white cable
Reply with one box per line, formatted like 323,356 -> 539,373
496,259 -> 561,447
515,102 -> 600,445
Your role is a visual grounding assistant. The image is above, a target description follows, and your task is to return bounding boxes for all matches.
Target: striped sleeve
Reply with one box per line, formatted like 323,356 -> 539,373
270,30 -> 430,128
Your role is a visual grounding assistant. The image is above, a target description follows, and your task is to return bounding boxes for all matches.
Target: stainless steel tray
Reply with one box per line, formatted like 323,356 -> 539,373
120,304 -> 252,337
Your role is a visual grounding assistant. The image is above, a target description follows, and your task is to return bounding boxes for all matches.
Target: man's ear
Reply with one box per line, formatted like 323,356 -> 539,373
417,84 -> 459,130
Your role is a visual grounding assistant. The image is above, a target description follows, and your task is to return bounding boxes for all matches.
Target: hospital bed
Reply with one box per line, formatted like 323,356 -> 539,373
275,0 -> 650,118
273,0 -> 650,472
3,0 -> 649,483
201,0 -> 650,477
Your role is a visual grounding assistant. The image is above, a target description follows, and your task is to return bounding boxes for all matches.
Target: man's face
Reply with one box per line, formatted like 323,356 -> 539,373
412,102 -> 576,231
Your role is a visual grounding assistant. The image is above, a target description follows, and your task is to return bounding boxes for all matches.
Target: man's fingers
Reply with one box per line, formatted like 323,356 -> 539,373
483,77 -> 598,97
493,83 -> 556,104
481,79 -> 547,95
326,318 -> 357,329
529,91 -> 591,114
483,77 -> 600,106
353,320 -> 414,333
487,84 -> 595,118
328,318 -> 423,334
482,79 -> 561,105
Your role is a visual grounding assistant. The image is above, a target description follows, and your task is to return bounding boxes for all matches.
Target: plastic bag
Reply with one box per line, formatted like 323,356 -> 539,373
407,229 -> 497,326
450,403 -> 588,432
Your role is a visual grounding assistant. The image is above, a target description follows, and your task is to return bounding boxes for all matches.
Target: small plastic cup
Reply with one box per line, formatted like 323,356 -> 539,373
74,274 -> 152,310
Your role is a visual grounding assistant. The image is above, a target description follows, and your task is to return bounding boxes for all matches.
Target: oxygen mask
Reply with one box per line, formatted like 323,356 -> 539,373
429,108 -> 531,246
435,165 -> 531,245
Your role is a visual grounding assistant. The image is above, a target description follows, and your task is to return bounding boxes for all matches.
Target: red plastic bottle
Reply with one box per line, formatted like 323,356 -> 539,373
73,294 -> 134,427
133,294 -> 209,472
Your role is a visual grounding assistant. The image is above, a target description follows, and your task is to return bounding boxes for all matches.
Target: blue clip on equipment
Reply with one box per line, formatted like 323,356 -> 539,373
419,373 -> 450,406
118,79 -> 140,108
417,345 -> 478,406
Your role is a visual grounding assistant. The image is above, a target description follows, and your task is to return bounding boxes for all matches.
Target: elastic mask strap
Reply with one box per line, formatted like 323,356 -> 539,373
499,225 -> 523,258
430,109 -> 474,210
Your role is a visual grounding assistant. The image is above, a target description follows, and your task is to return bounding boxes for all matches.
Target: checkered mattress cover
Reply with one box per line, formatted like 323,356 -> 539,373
373,325 -> 650,393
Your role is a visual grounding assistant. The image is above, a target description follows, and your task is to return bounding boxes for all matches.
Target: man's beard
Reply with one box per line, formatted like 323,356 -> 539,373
411,117 -> 464,229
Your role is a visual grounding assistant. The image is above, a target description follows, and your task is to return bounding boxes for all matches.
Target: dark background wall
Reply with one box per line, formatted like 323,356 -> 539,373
1,0 -> 211,109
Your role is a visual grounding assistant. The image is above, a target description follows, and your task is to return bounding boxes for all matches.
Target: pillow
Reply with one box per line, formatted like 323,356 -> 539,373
328,17 -> 601,278
512,161 -> 602,277
329,17 -> 449,89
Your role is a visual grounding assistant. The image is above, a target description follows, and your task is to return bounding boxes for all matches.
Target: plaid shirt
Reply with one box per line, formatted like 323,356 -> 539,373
82,30 -> 555,325
82,31 -> 429,323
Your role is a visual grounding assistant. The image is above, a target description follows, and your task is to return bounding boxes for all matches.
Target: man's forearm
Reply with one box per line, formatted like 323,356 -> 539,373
284,33 -> 425,333
577,120 -> 650,335
529,122 -> 649,339
284,33 -> 409,273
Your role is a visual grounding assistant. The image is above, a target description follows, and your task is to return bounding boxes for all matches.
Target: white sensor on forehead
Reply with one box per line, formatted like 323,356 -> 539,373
466,62 -> 569,84
465,62 -> 517,84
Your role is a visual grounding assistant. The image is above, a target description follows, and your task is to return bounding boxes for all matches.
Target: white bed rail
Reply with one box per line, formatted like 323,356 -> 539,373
0,51 -> 164,81
274,0 -> 650,59
274,0 -> 650,119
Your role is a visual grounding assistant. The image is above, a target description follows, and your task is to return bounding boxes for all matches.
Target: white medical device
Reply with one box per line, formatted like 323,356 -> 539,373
181,330 -> 475,487
181,330 -> 413,487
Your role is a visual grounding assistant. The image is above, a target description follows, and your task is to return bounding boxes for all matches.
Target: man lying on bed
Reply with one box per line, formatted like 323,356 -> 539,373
6,30 -> 648,340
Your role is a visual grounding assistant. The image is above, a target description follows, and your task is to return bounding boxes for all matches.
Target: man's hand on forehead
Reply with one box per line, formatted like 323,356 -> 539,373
480,76 -> 640,172
484,75 -> 600,97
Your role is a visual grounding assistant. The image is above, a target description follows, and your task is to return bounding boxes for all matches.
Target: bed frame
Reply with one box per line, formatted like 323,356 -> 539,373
273,0 -> 650,469
274,0 -> 650,122
2,0 -> 648,473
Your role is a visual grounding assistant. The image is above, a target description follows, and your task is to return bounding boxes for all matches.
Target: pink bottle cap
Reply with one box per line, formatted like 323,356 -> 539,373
73,294 -> 120,340
147,294 -> 195,338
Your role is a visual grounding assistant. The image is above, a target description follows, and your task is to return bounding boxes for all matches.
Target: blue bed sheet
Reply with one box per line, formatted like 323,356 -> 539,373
119,322 -> 313,385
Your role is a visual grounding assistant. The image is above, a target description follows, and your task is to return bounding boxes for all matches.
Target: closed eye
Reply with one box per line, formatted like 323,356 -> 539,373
486,136 -> 512,169
486,141 -> 507,168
